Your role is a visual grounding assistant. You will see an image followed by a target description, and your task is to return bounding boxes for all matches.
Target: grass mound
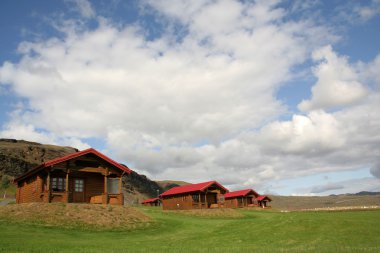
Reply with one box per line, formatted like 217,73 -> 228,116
0,203 -> 151,230
166,208 -> 244,218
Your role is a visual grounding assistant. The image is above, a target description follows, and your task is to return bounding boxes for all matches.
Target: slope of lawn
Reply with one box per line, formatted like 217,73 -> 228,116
0,206 -> 379,253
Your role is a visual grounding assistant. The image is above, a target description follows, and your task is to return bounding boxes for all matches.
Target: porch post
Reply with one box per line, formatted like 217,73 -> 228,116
198,193 -> 201,209
118,175 -> 123,194
46,170 -> 51,203
103,167 -> 109,204
65,169 -> 69,203
118,174 -> 124,205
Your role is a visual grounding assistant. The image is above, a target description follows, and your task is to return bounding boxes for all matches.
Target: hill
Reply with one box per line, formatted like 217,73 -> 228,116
0,138 -> 77,177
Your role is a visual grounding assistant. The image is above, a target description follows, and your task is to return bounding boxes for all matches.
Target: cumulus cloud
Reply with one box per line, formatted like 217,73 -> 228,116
258,110 -> 345,155
298,45 -> 368,111
0,0 -> 379,194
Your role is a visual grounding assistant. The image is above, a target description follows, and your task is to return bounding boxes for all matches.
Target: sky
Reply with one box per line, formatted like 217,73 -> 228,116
0,0 -> 380,196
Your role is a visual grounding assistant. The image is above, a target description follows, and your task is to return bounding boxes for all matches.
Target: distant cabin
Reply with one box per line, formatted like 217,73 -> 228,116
14,148 -> 131,205
224,189 -> 259,208
254,195 -> 272,208
160,181 -> 228,210
141,197 -> 161,206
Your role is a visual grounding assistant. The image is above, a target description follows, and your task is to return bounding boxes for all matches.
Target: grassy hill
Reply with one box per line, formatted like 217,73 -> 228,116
0,205 -> 379,252
0,203 -> 151,230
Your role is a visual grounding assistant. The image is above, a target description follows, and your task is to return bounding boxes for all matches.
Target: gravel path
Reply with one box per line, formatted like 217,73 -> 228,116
0,198 -> 15,206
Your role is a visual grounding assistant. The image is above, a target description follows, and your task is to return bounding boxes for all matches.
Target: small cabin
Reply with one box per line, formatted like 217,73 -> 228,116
254,195 -> 272,208
14,148 -> 131,205
224,189 -> 259,208
141,197 -> 161,206
160,181 -> 228,210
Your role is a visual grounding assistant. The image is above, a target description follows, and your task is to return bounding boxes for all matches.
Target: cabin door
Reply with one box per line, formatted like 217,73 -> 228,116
72,178 -> 85,203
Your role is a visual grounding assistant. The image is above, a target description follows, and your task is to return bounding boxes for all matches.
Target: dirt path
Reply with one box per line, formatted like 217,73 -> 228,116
0,198 -> 15,206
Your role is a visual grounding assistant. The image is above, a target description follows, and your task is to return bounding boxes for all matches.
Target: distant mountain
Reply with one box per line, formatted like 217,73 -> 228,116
156,180 -> 190,192
329,191 -> 380,196
348,191 -> 380,196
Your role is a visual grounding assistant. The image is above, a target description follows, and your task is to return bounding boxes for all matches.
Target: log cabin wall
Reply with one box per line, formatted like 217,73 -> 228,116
16,175 -> 43,204
224,196 -> 254,208
162,192 -> 221,210
224,198 -> 238,208
162,194 -> 194,210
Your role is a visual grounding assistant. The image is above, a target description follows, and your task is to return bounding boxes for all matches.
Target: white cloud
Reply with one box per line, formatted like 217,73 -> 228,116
310,183 -> 344,194
353,0 -> 380,22
258,110 -> 345,155
335,0 -> 380,24
0,0 -> 379,195
67,0 -> 96,19
298,45 -> 368,111
300,177 -> 380,195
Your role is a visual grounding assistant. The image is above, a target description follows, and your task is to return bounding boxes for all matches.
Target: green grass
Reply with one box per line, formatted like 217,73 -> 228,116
1,207 -> 380,253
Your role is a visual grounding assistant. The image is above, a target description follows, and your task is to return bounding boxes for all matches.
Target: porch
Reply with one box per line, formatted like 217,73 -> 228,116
41,167 -> 124,205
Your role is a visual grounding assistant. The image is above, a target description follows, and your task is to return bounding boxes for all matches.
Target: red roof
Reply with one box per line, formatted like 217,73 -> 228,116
255,195 -> 272,201
224,189 -> 259,199
141,198 -> 160,204
14,148 -> 131,182
160,181 -> 228,197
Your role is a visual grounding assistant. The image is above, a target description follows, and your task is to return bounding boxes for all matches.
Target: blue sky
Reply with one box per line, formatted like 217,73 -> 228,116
1,0 -> 380,195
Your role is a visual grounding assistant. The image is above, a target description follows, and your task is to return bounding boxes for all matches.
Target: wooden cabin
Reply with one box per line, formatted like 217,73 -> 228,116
141,197 -> 161,206
14,148 -> 132,205
224,189 -> 259,208
160,181 -> 228,210
254,195 -> 272,208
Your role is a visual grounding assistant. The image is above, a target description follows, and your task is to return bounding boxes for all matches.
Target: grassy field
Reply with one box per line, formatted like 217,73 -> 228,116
1,206 -> 380,253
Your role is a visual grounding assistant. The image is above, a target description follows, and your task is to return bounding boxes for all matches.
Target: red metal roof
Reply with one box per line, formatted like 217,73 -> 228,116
141,198 -> 160,204
14,148 -> 132,182
160,181 -> 228,197
224,189 -> 259,199
254,195 -> 272,201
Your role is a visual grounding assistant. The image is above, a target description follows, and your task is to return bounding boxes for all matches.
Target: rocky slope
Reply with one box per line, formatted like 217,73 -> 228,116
0,139 -> 180,201
0,139 -> 78,177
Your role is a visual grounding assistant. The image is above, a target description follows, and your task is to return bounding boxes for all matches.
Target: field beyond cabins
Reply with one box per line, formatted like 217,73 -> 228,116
1,204 -> 380,253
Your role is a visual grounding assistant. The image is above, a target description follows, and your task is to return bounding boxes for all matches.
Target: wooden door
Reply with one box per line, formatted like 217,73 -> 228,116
72,178 -> 85,203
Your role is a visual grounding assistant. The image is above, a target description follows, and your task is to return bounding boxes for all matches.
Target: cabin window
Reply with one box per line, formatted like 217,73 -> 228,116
51,178 -> 66,192
192,194 -> 199,202
74,179 -> 84,192
107,178 -> 119,194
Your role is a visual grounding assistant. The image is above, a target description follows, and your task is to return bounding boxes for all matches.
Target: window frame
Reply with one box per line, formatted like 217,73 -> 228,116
51,177 -> 66,192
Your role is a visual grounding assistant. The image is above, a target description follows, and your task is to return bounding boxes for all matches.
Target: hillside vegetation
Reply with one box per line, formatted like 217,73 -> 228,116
0,139 -> 77,177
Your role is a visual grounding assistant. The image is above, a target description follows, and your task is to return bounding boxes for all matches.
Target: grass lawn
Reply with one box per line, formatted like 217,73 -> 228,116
0,207 -> 379,253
